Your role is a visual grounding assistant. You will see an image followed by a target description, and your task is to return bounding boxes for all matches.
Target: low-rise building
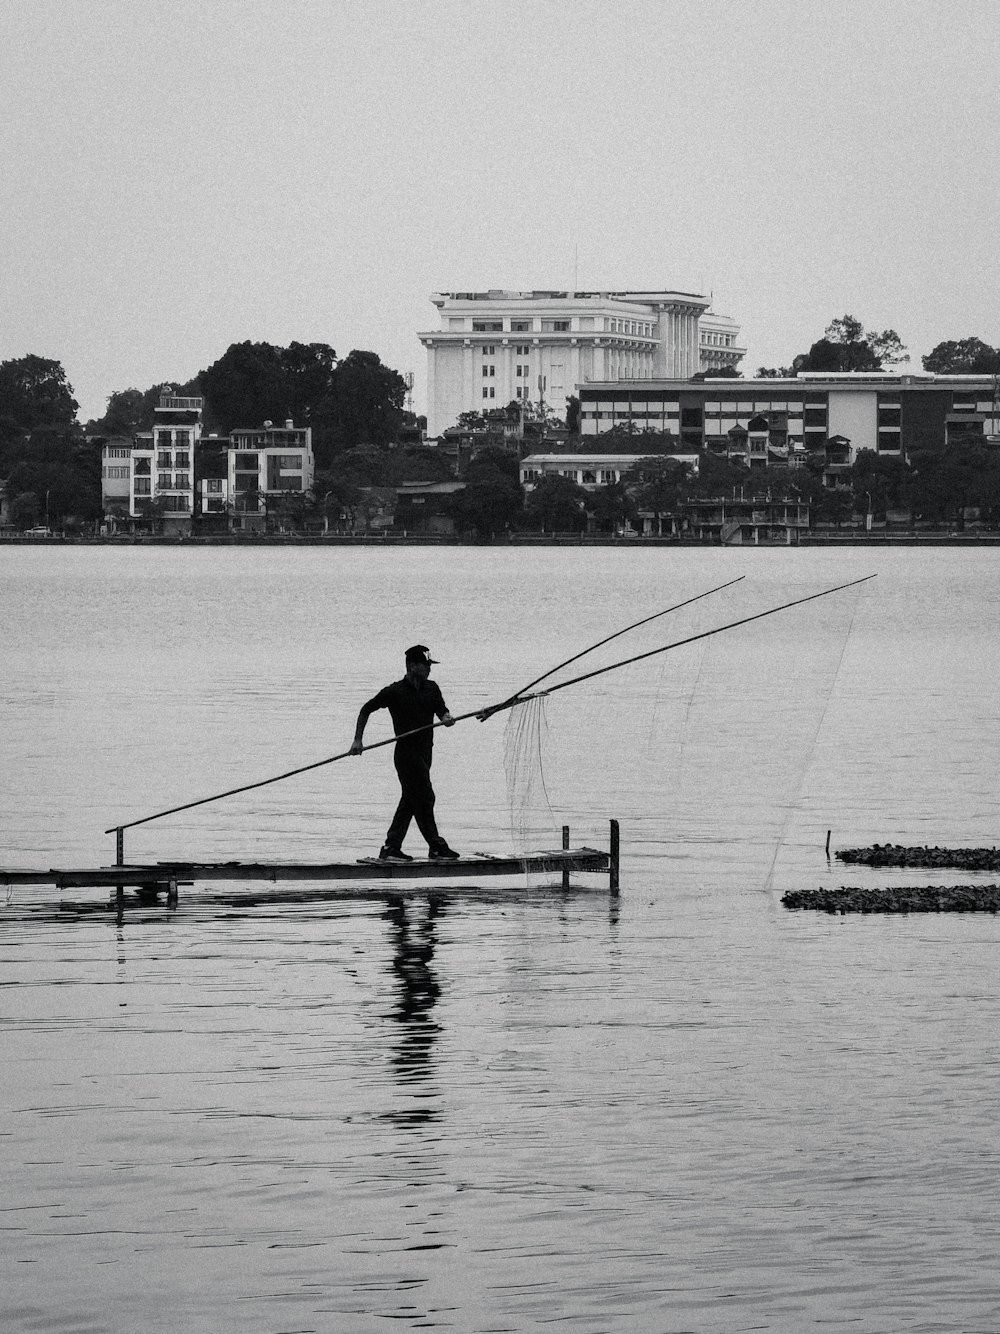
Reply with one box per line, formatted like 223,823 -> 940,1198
579,372 -> 1000,458
684,495 -> 811,545
394,480 -> 466,535
520,451 -> 699,491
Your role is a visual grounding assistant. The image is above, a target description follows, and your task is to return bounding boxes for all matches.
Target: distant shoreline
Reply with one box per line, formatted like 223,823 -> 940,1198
5,532 -> 1000,548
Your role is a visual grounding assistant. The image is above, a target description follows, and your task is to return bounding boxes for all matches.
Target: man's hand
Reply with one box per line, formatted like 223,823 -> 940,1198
441,712 -> 456,726
349,739 -> 364,756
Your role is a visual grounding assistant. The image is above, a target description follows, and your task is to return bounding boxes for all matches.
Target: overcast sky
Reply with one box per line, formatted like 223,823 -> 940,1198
2,0 -> 997,424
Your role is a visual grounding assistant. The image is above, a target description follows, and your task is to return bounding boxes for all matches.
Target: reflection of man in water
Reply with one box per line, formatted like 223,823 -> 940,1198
384,895 -> 443,1090
350,644 -> 460,862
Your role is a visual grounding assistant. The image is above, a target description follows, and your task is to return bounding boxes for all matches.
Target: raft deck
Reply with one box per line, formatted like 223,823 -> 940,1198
0,848 -> 607,889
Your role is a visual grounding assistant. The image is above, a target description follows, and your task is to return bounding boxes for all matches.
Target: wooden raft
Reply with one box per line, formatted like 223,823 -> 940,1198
0,848 -> 606,889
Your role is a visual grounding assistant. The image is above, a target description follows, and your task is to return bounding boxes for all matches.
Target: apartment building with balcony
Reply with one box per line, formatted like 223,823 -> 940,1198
195,420 -> 314,532
225,420 -> 313,532
125,392 -> 203,535
419,289 -> 744,436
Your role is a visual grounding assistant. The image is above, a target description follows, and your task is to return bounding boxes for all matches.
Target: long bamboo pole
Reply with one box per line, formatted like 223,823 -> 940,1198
480,574 -> 745,719
477,572 -> 877,718
105,572 -> 874,837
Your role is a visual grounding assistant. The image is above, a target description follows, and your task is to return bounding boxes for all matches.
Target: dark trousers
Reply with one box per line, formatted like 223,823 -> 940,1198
386,746 -> 442,850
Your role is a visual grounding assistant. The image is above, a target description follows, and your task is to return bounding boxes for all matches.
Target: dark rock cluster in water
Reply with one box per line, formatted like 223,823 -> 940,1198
837,845 -> 1000,870
782,885 -> 1000,913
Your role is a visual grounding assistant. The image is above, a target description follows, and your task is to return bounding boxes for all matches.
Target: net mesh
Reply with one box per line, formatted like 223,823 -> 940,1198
502,694 -> 555,854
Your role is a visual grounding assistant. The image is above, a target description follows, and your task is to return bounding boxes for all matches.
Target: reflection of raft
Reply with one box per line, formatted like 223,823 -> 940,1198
783,885 -> 1000,914
838,845 -> 1000,871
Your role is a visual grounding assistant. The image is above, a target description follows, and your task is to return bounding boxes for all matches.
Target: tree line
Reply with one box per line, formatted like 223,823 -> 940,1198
756,313 -> 1000,376
0,342 -> 416,529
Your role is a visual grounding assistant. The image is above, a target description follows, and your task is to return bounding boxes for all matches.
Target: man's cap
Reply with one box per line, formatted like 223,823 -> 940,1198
405,644 -> 438,665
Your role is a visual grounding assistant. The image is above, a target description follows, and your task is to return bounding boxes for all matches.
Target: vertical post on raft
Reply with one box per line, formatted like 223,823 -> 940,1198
115,826 -> 124,912
562,825 -> 570,891
609,819 -> 620,896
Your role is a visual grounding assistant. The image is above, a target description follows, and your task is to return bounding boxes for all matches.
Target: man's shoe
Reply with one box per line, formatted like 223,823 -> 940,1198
430,843 -> 460,860
379,845 -> 414,862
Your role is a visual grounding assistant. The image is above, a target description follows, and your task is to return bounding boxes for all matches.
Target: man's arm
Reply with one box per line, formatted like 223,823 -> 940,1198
349,692 -> 386,755
434,683 -> 455,727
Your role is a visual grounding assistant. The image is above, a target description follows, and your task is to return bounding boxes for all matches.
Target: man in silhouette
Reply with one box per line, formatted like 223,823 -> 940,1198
350,645 -> 460,861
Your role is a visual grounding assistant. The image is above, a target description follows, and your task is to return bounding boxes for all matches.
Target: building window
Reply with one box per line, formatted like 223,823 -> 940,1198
600,470 -> 616,483
488,387 -> 495,398
483,388 -> 489,399
174,452 -> 190,468
174,430 -> 190,447
511,321 -> 531,332
516,387 -> 526,399
515,344 -> 530,355
174,475 -> 190,490
206,479 -> 223,493
158,472 -> 172,489
157,452 -> 172,467
481,345 -> 495,355
516,365 -> 526,377
582,470 -> 597,484
133,457 -> 150,475
134,478 -> 151,495
472,321 -> 503,332
235,453 -> 258,469
156,432 -> 172,448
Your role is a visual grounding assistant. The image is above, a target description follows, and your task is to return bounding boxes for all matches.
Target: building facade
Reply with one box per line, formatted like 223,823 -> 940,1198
578,372 -> 1000,458
128,393 -> 203,534
221,420 -> 314,531
100,394 -> 313,533
100,438 -> 134,520
520,452 -> 699,491
420,289 -> 744,437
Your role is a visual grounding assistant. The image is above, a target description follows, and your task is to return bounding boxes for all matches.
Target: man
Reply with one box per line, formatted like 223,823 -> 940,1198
350,644 -> 460,861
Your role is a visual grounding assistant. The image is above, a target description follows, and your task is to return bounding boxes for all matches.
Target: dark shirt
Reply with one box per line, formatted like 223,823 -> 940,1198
362,677 -> 449,758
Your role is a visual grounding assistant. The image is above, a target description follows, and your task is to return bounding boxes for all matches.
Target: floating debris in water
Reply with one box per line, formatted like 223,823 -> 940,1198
782,885 -> 1000,913
837,845 -> 1000,871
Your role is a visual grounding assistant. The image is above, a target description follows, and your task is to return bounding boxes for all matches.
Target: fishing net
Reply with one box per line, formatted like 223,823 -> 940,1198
502,693 -> 556,853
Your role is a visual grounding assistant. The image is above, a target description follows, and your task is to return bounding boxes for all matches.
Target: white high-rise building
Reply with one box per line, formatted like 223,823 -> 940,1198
419,289 -> 744,436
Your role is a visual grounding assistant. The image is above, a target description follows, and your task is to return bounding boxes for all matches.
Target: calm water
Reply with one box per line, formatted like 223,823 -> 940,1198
3,545 -> 1000,1333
